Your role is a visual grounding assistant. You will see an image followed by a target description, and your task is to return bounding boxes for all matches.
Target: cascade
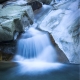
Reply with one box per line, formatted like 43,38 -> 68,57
13,27 -> 58,62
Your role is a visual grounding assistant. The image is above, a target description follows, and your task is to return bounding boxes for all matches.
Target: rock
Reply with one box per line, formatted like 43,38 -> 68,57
0,51 -> 2,61
52,0 -> 73,10
0,40 -> 16,55
0,0 -> 8,3
57,17 -> 80,63
0,5 -> 34,42
27,1 -> 42,11
67,17 -> 80,63
39,9 -> 65,32
1,0 -> 27,7
0,19 -> 17,41
39,0 -> 80,64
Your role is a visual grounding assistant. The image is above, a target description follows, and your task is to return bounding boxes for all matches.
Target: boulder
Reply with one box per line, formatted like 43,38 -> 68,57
27,1 -> 42,11
0,5 -> 34,42
0,0 -> 8,3
39,9 -> 65,32
39,0 -> 80,64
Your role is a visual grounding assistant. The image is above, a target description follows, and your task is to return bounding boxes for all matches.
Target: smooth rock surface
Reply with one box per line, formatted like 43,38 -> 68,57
39,0 -> 80,63
0,5 -> 34,42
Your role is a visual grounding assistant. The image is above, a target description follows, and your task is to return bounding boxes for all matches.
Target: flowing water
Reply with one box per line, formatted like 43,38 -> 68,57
16,30 -> 51,59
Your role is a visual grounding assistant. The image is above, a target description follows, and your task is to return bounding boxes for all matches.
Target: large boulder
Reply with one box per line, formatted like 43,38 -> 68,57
39,9 -> 65,32
0,5 -> 34,42
27,0 -> 42,11
39,0 -> 80,64
0,0 -> 8,3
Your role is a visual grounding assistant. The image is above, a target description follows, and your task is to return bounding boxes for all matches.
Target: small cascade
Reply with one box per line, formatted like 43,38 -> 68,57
16,33 -> 51,59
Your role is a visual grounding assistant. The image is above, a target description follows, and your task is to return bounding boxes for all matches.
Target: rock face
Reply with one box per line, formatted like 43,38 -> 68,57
0,5 -> 34,42
39,9 -> 65,32
39,0 -> 80,64
27,1 -> 42,11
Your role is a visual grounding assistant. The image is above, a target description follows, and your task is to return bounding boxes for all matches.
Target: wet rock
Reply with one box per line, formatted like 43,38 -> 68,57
0,0 -> 9,4
0,41 -> 16,55
0,5 -> 34,42
27,1 -> 42,11
0,52 -> 2,61
39,0 -> 80,64
39,9 -> 65,32
1,0 -> 27,7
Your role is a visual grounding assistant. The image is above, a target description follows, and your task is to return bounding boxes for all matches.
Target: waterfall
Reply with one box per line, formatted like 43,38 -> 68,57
16,34 -> 51,58
13,27 -> 58,62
